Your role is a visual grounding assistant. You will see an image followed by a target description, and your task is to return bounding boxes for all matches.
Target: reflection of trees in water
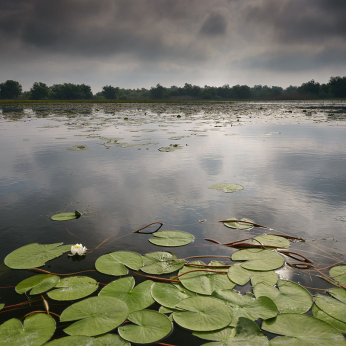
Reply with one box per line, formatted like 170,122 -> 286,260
31,105 -> 51,118
0,105 -> 25,119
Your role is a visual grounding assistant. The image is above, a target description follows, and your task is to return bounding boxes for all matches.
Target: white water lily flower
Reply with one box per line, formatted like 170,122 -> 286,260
70,243 -> 87,256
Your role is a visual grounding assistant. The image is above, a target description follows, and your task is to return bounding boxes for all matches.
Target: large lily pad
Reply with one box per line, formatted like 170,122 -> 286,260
44,336 -> 103,346
194,317 -> 269,346
312,304 -> 346,334
213,290 -> 277,326
99,277 -> 154,312
149,230 -> 194,247
253,234 -> 290,249
0,313 -> 56,346
315,294 -> 346,323
60,296 -> 129,336
209,183 -> 244,193
329,266 -> 346,286
227,263 -> 278,286
172,296 -> 232,331
328,288 -> 346,304
95,334 -> 130,346
118,310 -> 172,344
141,252 -> 185,274
15,274 -> 60,295
51,210 -> 81,221
262,314 -> 346,346
4,243 -> 72,269
253,280 -> 312,314
95,251 -> 143,276
231,249 -> 284,271
47,276 -> 98,301
223,218 -> 254,230
178,261 -> 236,295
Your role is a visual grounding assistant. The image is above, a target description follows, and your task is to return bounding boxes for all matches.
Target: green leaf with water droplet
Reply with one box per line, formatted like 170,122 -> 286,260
141,251 -> 185,274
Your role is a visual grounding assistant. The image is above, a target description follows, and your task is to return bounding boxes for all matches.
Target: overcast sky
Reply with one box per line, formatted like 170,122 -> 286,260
1,0 -> 345,92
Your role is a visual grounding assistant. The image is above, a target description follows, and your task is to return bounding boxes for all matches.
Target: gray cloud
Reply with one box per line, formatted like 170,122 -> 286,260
200,13 -> 228,36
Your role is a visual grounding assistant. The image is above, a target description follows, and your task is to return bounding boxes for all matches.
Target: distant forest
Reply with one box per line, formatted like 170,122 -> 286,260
0,76 -> 346,101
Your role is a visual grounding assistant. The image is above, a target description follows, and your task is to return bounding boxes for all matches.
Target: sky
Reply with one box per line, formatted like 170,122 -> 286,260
1,0 -> 346,92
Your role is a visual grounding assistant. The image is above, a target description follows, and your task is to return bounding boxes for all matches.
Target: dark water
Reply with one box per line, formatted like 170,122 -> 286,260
0,101 -> 346,344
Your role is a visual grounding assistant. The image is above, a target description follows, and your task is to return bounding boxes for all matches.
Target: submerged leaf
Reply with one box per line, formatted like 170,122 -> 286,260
4,243 -> 72,269
0,313 -> 56,346
118,310 -> 172,344
15,274 -> 60,295
149,230 -> 194,247
141,252 -> 185,274
61,296 -> 129,336
47,276 -> 98,301
95,251 -> 143,276
223,218 -> 254,230
172,296 -> 232,331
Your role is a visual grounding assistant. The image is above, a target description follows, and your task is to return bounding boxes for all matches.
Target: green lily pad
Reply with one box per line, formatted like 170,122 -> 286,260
151,282 -> 194,309
60,296 -> 129,336
118,310 -> 172,344
253,280 -> 312,314
227,263 -> 278,286
178,261 -> 236,295
44,336 -> 103,346
231,249 -> 284,271
328,288 -> 346,304
213,290 -> 277,326
149,230 -> 194,247
194,317 -> 269,346
223,218 -> 254,230
95,334 -> 130,346
51,210 -> 81,221
99,277 -> 154,312
262,314 -> 346,346
253,234 -> 290,249
47,276 -> 98,301
209,183 -> 244,193
0,304 -> 3,310
312,304 -> 346,334
141,252 -> 185,274
95,251 -> 143,276
67,145 -> 88,151
172,296 -> 232,331
330,266 -> 346,286
0,313 -> 56,346
4,243 -> 72,269
15,274 -> 60,295
315,294 -> 346,323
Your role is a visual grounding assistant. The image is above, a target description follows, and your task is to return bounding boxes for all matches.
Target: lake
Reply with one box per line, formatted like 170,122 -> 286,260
0,101 -> 346,345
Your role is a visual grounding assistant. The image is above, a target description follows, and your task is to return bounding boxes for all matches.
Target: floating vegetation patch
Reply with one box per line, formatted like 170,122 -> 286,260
158,144 -> 183,152
67,145 -> 88,150
209,183 -> 244,193
51,210 -> 81,221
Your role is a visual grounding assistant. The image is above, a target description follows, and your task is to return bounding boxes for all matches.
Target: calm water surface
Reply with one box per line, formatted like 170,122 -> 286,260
0,101 -> 346,344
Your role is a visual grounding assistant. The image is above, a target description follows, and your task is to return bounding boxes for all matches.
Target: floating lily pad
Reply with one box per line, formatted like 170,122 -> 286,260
223,218 -> 254,230
47,276 -> 98,301
95,334 -> 130,346
15,274 -> 60,295
253,234 -> 290,249
118,310 -> 172,344
67,145 -> 88,151
209,183 -> 244,193
329,266 -> 346,286
172,296 -> 232,331
227,263 -> 278,286
262,313 -> 346,346
61,296 -> 129,336
4,243 -> 72,269
232,249 -> 284,271
312,304 -> 346,334
51,210 -> 81,221
149,230 -> 194,247
213,290 -> 277,326
158,144 -> 183,152
141,252 -> 185,274
178,261 -> 236,295
45,336 -> 103,346
315,294 -> 346,323
95,251 -> 143,276
253,280 -> 312,314
194,317 -> 269,346
328,288 -> 346,304
0,313 -> 56,346
151,282 -> 193,309
99,277 -> 154,313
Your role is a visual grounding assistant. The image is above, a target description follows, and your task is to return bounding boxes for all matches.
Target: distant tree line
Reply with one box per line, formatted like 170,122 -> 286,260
1,76 -> 346,101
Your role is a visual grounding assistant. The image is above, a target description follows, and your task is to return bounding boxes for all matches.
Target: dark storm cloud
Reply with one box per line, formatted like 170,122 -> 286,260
200,13 -> 228,36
